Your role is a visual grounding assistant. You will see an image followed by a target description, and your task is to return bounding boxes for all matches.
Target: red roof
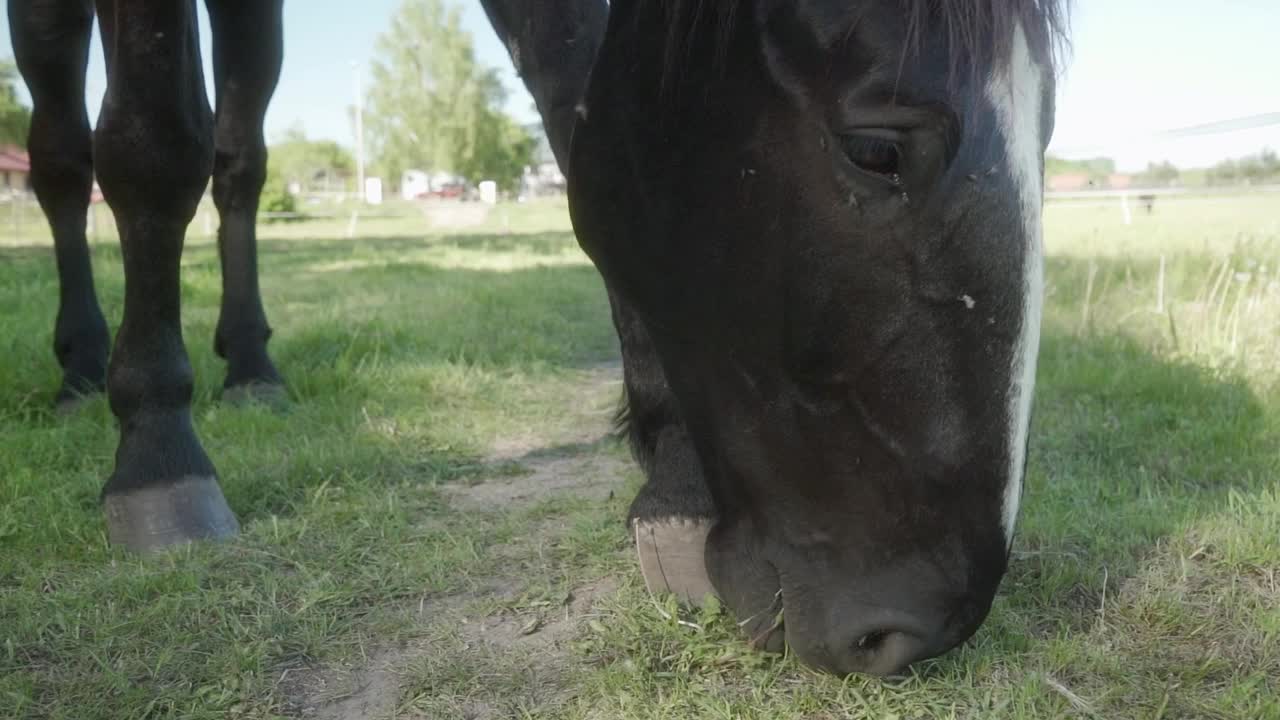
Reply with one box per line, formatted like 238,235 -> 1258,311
0,145 -> 30,173
1047,172 -> 1091,192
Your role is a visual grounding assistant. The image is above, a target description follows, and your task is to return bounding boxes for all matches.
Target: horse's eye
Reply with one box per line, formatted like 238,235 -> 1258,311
840,133 -> 902,180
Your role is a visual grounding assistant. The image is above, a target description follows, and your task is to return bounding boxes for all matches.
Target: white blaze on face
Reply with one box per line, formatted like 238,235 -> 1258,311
986,22 -> 1045,547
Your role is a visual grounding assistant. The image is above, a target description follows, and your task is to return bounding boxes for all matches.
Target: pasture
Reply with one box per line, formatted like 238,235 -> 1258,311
1,193 -> 1278,719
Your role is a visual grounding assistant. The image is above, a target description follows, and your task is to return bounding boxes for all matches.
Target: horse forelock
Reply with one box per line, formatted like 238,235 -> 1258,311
646,0 -> 1070,91
904,0 -> 1071,83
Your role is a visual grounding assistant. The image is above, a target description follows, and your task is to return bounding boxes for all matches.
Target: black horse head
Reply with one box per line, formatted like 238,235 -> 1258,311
568,0 -> 1065,675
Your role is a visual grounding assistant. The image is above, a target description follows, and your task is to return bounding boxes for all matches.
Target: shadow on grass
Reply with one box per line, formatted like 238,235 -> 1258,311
0,230 -> 619,554
198,250 -> 620,525
0,244 -> 55,262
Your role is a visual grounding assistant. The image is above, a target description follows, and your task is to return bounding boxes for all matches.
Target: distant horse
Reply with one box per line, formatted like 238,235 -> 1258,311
9,0 -> 285,550
482,0 -> 1066,676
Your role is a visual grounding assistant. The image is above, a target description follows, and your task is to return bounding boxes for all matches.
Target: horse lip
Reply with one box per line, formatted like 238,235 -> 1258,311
739,586 -> 786,651
633,518 -> 792,654
749,621 -> 787,653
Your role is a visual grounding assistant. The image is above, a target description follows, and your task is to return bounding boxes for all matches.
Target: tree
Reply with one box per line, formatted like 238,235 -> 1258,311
1237,149 -> 1279,184
1263,148 -> 1280,175
260,162 -> 298,221
1044,155 -> 1116,185
365,0 -> 533,191
0,59 -> 32,146
1137,160 -> 1179,188
1208,158 -> 1237,186
469,106 -> 537,190
268,123 -> 355,192
1206,150 -> 1280,187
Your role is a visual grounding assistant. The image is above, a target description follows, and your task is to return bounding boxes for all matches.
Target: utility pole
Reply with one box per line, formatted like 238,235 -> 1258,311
353,61 -> 365,203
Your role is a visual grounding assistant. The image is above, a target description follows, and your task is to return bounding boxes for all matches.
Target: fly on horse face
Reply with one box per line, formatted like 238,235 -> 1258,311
483,0 -> 1066,676
9,0 -> 285,550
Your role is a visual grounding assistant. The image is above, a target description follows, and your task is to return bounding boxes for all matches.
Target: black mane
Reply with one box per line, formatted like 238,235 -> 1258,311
903,0 -> 1071,76
654,0 -> 1070,88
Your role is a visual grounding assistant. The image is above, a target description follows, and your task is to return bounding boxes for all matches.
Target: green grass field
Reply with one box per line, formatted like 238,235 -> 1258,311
1,193 -> 1277,719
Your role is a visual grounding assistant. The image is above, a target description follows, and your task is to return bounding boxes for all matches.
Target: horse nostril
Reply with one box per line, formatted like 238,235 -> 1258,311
854,630 -> 889,652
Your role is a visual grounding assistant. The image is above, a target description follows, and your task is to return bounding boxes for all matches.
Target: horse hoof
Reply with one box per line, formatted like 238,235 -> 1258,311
102,475 -> 240,552
221,381 -> 288,409
633,517 -> 717,606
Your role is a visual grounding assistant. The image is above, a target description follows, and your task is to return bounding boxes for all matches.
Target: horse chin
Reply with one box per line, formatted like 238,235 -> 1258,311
633,517 -> 717,606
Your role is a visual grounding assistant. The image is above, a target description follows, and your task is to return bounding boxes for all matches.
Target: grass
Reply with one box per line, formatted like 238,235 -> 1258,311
1,193 -> 1278,718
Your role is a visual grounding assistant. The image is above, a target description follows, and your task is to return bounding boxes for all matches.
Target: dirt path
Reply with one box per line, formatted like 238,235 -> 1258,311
281,364 -> 632,719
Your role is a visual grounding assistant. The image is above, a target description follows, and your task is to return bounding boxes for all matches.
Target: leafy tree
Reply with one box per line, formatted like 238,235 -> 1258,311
1044,155 -> 1116,185
268,123 -> 354,191
1208,158 -> 1237,186
1045,156 -> 1116,176
1137,160 -> 1179,187
1239,156 -> 1264,183
1207,150 -> 1280,186
0,59 -> 32,146
365,0 -> 533,191
1264,148 -> 1280,173
469,106 -> 536,190
1237,149 -> 1279,184
260,162 -> 298,222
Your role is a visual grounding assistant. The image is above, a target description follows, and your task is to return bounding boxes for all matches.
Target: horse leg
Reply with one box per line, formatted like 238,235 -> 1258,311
479,0 -> 716,602
206,0 -> 285,405
8,0 -> 110,410
93,0 -> 235,551
609,291 -> 718,604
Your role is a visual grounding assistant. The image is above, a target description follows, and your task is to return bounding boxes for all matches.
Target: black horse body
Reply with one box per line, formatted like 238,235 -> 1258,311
9,0 -> 285,548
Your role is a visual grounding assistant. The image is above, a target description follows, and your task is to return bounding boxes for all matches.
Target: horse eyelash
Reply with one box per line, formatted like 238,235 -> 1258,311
839,134 -> 903,179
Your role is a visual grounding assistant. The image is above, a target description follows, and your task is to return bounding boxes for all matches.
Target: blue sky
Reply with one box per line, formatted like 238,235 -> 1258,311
2,1 -> 1277,172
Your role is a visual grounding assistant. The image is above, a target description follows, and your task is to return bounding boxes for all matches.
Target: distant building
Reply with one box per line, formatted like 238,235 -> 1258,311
1047,172 -> 1091,192
401,169 -> 431,200
0,145 -> 31,194
1046,171 -> 1135,192
1106,173 -> 1133,190
519,122 -> 565,199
